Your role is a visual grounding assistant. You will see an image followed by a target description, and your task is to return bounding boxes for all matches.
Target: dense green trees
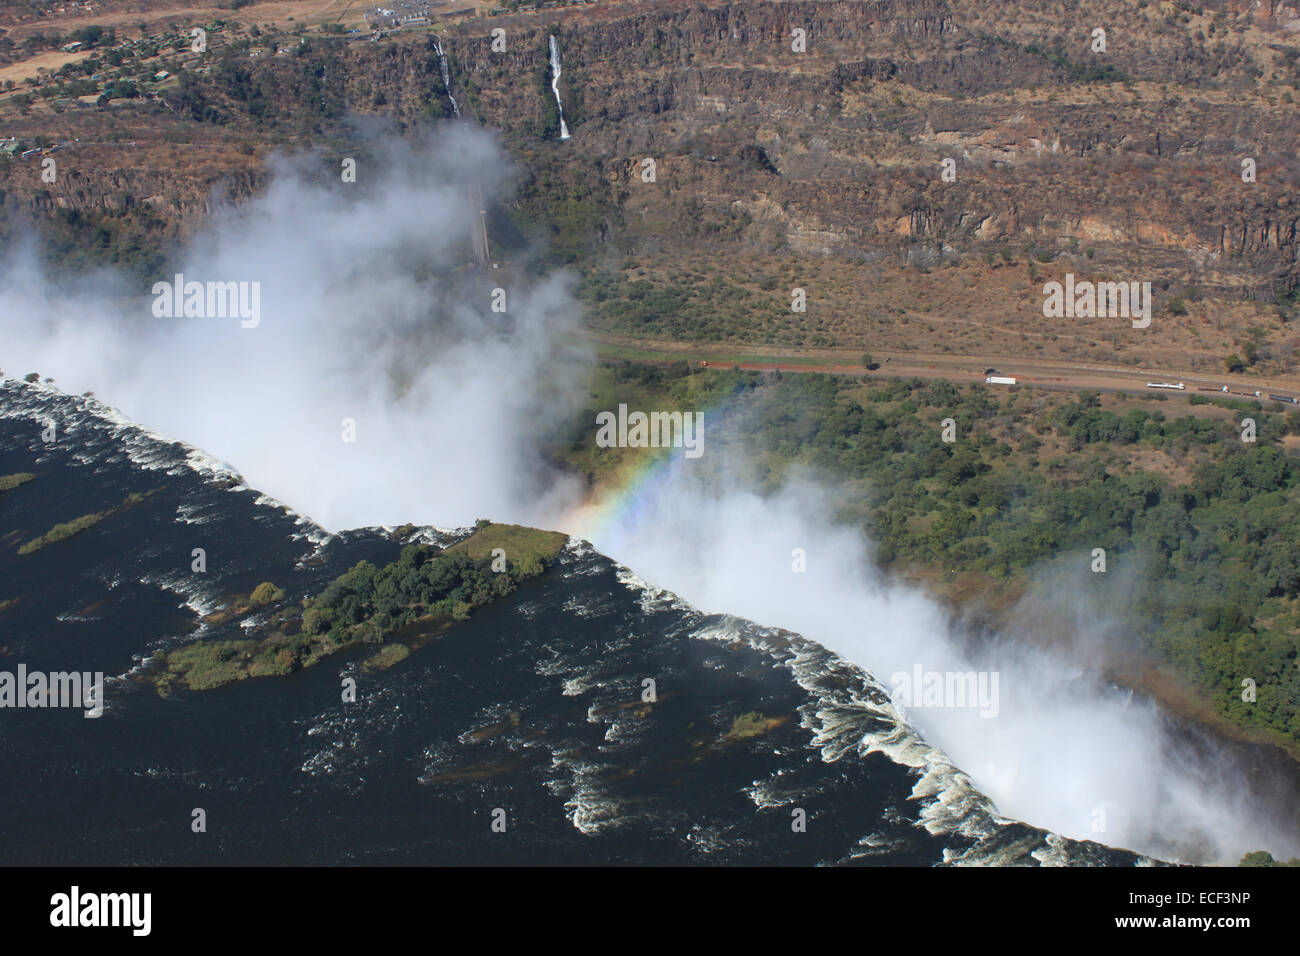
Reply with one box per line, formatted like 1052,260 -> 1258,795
156,528 -> 561,691
306,544 -> 533,651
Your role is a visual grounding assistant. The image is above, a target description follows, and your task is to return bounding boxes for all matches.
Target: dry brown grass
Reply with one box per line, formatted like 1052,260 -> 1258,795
614,250 -> 1296,381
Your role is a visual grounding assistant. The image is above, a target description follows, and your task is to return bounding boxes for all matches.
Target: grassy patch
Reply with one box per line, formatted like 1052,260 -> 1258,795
17,511 -> 106,554
448,522 -> 567,567
362,642 -> 411,672
249,581 -> 287,606
0,473 -> 35,494
155,639 -> 263,691
724,711 -> 788,741
13,488 -> 161,555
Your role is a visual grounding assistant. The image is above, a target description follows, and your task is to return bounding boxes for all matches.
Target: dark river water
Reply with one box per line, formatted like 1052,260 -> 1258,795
0,380 -> 1146,865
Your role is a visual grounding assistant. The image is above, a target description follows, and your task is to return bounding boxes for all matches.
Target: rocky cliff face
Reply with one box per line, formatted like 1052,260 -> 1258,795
206,1 -> 1300,289
439,0 -> 1299,290
4,0 -> 1300,362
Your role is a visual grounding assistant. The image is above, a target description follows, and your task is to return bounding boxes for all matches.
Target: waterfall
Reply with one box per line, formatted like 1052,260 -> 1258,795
432,38 -> 460,118
548,34 -> 571,141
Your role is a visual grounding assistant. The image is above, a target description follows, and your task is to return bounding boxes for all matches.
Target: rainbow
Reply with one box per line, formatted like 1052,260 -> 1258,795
562,446 -> 679,546
560,391 -> 742,546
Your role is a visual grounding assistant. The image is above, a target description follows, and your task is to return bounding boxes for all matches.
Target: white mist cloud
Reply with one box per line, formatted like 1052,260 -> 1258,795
0,128 -> 589,530
581,459 -> 1299,864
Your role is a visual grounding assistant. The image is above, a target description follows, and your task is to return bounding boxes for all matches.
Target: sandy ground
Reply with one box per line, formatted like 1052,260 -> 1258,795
0,48 -> 94,85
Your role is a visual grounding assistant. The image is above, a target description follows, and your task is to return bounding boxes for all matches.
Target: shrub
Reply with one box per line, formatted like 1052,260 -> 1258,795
250,581 -> 285,605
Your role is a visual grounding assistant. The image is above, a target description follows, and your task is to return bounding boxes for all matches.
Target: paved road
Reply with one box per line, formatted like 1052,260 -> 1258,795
589,332 -> 1300,404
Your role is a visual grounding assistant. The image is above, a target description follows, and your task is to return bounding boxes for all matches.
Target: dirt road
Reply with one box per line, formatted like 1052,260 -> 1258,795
590,332 -> 1300,403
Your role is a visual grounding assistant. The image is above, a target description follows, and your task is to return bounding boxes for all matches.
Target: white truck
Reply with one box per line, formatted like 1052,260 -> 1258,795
985,376 -> 1017,385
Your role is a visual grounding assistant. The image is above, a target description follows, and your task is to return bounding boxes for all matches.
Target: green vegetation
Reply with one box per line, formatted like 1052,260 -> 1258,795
446,522 -> 565,576
984,32 -> 1131,84
1239,851 -> 1300,866
249,581 -> 286,606
563,364 -> 1300,746
17,511 -> 106,555
170,44 -> 346,128
538,60 -> 563,141
12,488 -> 159,555
579,269 -> 786,344
152,523 -> 565,692
363,642 -> 411,671
155,637 -> 270,690
510,156 -> 622,267
41,204 -> 171,285
0,473 -> 35,494
724,711 -> 785,741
